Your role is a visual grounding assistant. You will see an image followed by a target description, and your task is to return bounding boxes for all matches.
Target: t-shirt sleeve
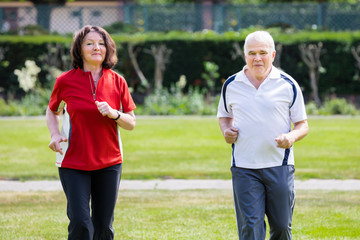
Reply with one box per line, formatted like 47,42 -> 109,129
217,84 -> 233,118
120,77 -> 136,113
290,81 -> 307,123
48,77 -> 64,113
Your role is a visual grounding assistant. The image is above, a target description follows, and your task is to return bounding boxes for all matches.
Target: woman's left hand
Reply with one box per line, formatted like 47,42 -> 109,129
95,101 -> 117,119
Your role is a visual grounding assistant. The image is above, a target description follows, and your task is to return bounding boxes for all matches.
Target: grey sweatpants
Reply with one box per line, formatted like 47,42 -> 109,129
231,165 -> 295,240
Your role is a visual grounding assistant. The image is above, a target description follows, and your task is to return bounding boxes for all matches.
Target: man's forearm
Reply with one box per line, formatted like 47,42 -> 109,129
289,119 -> 309,143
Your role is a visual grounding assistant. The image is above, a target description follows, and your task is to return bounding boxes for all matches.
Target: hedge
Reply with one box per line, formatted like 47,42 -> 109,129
1,29 -> 360,101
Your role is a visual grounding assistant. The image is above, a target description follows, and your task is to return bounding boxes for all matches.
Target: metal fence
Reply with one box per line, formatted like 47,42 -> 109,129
1,2 -> 359,34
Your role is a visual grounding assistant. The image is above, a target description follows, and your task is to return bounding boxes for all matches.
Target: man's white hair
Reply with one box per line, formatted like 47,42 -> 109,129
244,31 -> 275,54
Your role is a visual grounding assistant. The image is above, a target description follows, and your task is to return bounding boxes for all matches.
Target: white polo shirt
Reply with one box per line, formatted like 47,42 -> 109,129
217,66 -> 307,169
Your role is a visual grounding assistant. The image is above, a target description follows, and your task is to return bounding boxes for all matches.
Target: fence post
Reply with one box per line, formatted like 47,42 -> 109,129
36,4 -> 52,31
201,0 -> 213,30
124,3 -> 131,24
317,2 -> 324,30
0,8 -> 3,32
78,7 -> 83,29
142,5 -> 148,32
213,3 -> 225,33
237,5 -> 241,31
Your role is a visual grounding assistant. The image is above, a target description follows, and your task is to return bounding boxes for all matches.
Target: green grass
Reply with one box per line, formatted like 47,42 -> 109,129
295,116 -> 360,179
0,117 -> 57,180
0,190 -> 359,239
0,116 -> 359,180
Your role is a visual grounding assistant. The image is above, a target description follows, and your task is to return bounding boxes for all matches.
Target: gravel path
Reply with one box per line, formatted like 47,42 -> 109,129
0,179 -> 359,192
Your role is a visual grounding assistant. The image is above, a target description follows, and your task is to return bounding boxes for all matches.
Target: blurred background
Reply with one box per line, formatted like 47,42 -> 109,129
1,0 -> 360,116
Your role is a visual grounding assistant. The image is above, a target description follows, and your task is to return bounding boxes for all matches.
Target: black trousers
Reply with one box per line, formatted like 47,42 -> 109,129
59,164 -> 122,240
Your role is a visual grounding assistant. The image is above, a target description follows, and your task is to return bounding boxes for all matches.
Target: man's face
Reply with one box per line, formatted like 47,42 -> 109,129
244,40 -> 275,81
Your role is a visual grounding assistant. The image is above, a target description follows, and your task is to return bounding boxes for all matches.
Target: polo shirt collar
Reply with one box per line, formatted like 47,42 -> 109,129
76,67 -> 110,76
235,65 -> 280,82
268,66 -> 281,80
234,66 -> 249,82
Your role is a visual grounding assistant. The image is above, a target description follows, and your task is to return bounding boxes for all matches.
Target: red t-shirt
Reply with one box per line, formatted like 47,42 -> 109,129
49,68 -> 136,171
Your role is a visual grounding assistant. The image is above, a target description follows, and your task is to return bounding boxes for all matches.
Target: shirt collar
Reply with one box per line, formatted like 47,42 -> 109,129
235,65 -> 280,82
76,67 -> 109,76
234,66 -> 248,82
268,66 -> 281,79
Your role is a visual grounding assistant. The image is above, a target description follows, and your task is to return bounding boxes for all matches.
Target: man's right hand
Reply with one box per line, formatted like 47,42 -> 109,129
223,127 -> 239,144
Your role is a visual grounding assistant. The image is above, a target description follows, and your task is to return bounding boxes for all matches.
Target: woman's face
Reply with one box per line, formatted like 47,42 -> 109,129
81,31 -> 106,68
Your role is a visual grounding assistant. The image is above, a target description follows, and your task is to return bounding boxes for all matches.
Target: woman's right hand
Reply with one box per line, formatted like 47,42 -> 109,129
48,135 -> 68,155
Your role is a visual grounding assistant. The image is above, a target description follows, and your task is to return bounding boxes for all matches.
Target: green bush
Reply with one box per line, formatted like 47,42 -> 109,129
103,21 -> 139,34
0,99 -> 23,116
319,98 -> 358,115
305,101 -> 319,115
2,29 -> 360,112
0,89 -> 51,116
19,89 -> 51,116
2,30 -> 360,100
137,85 -> 217,116
305,98 -> 359,116
20,25 -> 50,36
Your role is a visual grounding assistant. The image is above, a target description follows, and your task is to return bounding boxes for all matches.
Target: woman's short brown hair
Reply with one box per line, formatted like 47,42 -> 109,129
71,25 -> 118,69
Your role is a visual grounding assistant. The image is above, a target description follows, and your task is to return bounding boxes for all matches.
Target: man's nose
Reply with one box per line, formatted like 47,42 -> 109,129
254,54 -> 261,60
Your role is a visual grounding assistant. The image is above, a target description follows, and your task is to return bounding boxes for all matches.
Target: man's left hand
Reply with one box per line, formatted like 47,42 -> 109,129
275,134 -> 295,149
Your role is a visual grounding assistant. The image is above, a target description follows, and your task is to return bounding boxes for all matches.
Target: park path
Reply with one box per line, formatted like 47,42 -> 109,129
0,179 -> 360,192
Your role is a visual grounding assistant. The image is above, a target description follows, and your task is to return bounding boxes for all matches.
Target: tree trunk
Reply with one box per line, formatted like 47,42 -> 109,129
351,46 -> 360,70
145,44 -> 172,91
154,64 -> 163,90
299,43 -> 323,106
127,43 -> 149,89
309,67 -> 321,107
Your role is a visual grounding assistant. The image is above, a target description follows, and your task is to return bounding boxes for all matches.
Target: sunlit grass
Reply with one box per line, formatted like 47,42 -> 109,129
0,116 -> 359,180
0,190 -> 359,239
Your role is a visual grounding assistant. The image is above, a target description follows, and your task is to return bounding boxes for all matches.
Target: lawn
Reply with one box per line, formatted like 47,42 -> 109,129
0,116 -> 359,180
1,116 -> 360,240
0,190 -> 359,239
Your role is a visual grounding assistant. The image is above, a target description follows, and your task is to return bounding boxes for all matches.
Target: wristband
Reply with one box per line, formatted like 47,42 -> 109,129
112,111 -> 121,120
